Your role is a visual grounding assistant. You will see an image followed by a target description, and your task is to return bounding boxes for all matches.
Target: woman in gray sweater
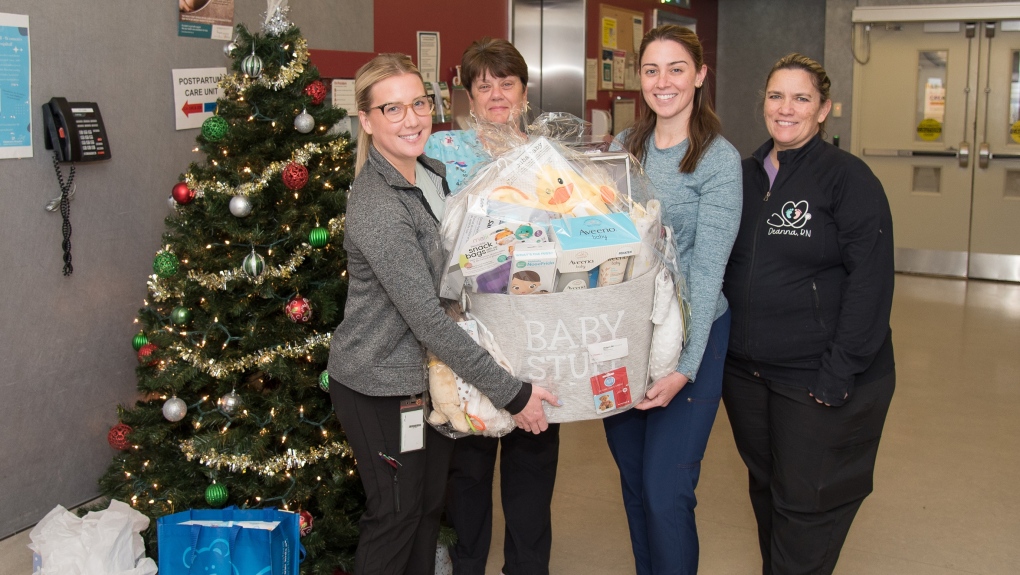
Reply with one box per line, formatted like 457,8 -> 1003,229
326,54 -> 557,575
605,26 -> 742,575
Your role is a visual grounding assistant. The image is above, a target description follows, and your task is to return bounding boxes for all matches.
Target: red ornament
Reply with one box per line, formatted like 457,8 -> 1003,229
137,343 -> 159,366
285,296 -> 313,323
304,80 -> 327,106
107,423 -> 133,450
172,182 -> 195,204
299,510 -> 314,536
282,163 -> 309,191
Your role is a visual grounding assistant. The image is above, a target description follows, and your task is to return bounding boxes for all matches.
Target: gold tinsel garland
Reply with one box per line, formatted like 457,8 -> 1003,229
170,332 -> 331,378
180,439 -> 352,476
147,215 -> 344,300
220,37 -> 310,93
184,139 -> 349,200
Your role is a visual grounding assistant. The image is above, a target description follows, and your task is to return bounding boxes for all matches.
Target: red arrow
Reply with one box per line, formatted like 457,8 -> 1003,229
181,101 -> 203,116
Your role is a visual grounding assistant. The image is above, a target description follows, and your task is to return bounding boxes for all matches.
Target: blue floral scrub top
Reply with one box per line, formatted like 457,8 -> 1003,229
424,129 -> 489,193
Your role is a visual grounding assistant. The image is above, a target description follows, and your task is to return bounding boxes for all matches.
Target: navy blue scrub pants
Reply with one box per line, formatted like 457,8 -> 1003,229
331,380 -> 455,575
446,425 -> 560,575
603,309 -> 730,575
721,363 -> 895,575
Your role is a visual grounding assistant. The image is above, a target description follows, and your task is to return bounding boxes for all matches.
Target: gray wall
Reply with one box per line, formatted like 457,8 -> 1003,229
716,0 -> 826,157
717,0 -> 1017,156
0,0 -> 371,537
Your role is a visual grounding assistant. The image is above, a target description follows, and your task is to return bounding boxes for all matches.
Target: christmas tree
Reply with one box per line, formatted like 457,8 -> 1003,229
98,5 -> 363,573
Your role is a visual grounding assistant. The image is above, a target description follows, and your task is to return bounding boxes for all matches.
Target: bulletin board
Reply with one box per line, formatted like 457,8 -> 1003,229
598,4 -> 644,92
600,5 -> 643,52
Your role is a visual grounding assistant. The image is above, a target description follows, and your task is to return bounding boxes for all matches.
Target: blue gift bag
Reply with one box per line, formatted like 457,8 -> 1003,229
157,507 -> 302,575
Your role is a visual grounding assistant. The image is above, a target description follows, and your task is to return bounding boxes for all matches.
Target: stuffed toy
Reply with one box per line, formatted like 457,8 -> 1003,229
487,165 -> 619,217
427,304 -> 516,436
647,266 -> 684,383
534,165 -> 617,216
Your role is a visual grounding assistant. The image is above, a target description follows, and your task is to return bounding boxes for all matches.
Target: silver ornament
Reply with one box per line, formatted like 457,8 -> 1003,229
162,396 -> 188,422
242,52 -> 264,78
294,109 -> 314,134
229,194 -> 253,217
168,195 -> 179,212
242,250 -> 265,278
224,41 -> 238,57
218,389 -> 243,415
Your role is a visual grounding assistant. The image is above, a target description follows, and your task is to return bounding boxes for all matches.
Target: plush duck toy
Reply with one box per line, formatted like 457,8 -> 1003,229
487,165 -> 619,217
534,165 -> 617,216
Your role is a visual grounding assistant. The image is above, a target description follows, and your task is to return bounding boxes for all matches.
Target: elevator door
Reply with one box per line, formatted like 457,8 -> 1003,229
853,21 -> 1020,281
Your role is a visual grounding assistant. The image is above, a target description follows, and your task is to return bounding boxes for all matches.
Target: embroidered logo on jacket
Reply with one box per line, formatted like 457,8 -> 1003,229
766,201 -> 811,237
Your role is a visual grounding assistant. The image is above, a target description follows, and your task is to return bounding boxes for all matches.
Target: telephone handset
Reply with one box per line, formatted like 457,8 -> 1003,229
42,97 -> 111,162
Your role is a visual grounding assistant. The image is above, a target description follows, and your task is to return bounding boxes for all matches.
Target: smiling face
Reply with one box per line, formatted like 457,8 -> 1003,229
358,73 -> 432,171
764,68 -> 832,152
639,39 -> 707,127
468,71 -> 528,124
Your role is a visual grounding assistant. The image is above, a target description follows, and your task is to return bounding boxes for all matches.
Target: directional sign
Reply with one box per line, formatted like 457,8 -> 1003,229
172,67 -> 226,130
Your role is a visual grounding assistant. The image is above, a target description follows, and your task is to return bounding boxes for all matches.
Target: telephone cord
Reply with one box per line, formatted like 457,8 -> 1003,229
52,154 -> 75,276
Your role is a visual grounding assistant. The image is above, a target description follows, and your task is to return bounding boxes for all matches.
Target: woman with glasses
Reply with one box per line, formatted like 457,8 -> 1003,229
326,53 -> 558,575
424,39 -> 559,575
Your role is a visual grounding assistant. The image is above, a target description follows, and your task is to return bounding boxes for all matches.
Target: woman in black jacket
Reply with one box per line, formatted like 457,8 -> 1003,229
721,53 -> 896,575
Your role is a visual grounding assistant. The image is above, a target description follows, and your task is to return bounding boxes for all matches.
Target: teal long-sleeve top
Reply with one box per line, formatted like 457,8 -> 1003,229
614,131 -> 742,381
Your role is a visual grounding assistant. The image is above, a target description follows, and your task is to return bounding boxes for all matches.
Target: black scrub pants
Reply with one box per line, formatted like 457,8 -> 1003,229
446,425 -> 560,575
721,364 -> 895,575
332,380 -> 456,575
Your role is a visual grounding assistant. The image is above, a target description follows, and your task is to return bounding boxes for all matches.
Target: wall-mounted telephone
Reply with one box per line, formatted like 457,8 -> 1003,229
42,98 -> 112,276
42,97 -> 111,162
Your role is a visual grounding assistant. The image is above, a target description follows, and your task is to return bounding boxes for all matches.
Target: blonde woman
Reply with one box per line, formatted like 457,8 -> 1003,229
326,53 -> 557,575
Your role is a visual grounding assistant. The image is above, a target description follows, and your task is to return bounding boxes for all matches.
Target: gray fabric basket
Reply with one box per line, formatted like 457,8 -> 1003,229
465,267 -> 657,423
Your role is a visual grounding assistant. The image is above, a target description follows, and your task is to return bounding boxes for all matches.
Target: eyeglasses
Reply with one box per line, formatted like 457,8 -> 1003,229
370,95 -> 435,122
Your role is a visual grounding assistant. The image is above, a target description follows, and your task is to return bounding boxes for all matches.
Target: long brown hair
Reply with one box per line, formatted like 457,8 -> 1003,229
353,53 -> 424,177
763,53 -> 832,139
623,25 -> 720,174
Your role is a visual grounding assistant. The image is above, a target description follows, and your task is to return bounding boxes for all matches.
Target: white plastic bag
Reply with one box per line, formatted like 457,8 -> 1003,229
28,499 -> 157,575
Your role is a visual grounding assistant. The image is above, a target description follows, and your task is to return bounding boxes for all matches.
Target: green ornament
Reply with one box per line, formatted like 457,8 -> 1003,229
205,483 -> 228,507
242,250 -> 265,278
319,370 -> 330,392
153,252 -> 179,278
308,227 -> 329,248
201,116 -> 229,141
132,332 -> 148,351
171,306 -> 192,325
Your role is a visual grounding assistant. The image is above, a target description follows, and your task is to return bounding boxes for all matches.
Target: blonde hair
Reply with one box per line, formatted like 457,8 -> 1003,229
353,53 -> 424,177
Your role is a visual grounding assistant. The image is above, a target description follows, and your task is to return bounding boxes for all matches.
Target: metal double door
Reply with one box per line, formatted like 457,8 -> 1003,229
853,20 -> 1020,281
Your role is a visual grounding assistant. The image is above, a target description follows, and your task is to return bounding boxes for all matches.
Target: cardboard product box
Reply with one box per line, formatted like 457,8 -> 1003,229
550,212 -> 641,274
509,243 -> 557,295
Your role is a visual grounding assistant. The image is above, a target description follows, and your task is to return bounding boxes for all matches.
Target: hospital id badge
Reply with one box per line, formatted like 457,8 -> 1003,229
399,397 -> 425,453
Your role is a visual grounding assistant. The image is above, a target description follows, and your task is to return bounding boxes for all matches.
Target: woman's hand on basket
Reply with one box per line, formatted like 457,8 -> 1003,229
513,386 -> 561,434
635,371 -> 689,410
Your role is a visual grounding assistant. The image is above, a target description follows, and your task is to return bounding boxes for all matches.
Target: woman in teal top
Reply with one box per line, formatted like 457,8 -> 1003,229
605,25 -> 741,575
425,38 -> 561,575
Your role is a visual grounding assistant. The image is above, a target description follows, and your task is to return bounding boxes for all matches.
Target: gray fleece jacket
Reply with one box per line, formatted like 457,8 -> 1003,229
327,145 -> 530,412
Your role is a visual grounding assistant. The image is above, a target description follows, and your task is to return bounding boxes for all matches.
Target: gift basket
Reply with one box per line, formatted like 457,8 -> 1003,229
428,114 -> 689,433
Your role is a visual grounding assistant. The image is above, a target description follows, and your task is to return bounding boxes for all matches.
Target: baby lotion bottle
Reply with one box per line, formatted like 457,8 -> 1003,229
596,256 -> 629,287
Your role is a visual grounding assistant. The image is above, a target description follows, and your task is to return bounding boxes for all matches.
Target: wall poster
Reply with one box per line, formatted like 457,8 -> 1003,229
178,0 -> 235,40
0,13 -> 31,159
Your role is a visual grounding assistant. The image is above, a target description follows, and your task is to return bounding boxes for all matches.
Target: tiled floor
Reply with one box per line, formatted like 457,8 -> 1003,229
3,274 -> 1018,574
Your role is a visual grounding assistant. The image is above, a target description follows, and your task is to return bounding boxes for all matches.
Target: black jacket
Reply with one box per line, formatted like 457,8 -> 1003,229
723,134 -> 895,406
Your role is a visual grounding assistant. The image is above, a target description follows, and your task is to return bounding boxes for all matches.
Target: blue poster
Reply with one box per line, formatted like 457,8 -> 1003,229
0,13 -> 31,159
